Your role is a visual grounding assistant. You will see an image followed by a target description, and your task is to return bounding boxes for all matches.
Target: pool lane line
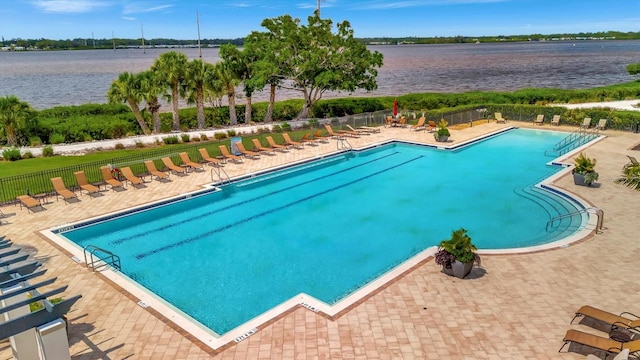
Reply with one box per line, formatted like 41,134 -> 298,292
107,151 -> 401,246
135,154 -> 425,259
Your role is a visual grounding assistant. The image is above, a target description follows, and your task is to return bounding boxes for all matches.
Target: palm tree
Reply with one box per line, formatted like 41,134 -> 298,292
138,70 -> 164,134
220,44 -> 260,124
107,72 -> 150,134
185,59 -> 215,129
0,95 -> 36,147
615,162 -> 640,191
151,51 -> 188,131
215,61 -> 240,125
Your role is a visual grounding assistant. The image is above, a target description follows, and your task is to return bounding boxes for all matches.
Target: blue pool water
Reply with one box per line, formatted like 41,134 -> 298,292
60,128 -> 586,334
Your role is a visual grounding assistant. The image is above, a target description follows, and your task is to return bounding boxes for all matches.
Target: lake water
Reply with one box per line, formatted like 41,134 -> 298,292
1,40 -> 639,110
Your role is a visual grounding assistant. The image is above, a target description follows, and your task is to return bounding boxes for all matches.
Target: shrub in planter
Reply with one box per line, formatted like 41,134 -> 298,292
434,119 -> 450,142
572,152 -> 599,186
434,228 -> 480,279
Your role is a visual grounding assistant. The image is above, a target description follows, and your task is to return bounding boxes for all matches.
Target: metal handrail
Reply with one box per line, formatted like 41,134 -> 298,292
83,245 -> 121,272
336,137 -> 352,151
546,207 -> 604,233
211,165 -> 231,185
545,128 -> 598,157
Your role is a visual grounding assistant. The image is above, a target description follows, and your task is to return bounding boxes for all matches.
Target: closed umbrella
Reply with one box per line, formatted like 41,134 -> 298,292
393,99 -> 398,117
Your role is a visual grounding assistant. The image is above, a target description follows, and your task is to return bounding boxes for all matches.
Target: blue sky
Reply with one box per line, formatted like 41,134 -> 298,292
1,0 -> 638,40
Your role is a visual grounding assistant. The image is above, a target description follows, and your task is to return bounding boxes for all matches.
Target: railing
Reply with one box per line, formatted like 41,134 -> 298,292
83,245 -> 121,272
211,165 -> 231,185
546,207 -> 604,234
544,127 -> 599,157
336,137 -> 353,151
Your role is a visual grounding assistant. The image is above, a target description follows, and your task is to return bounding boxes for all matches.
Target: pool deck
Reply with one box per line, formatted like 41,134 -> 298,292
1,121 -> 639,359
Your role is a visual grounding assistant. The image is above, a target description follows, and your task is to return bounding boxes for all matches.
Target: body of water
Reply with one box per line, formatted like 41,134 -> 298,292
1,40 -> 639,110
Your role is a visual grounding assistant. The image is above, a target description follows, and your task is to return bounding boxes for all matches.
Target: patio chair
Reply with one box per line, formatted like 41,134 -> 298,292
495,113 -> 507,123
385,115 -> 394,127
581,117 -> 592,129
427,121 -> 437,132
50,177 -> 78,204
282,133 -> 304,149
313,129 -> 331,143
410,117 -> 426,131
73,170 -> 101,197
587,349 -> 630,360
218,145 -> 243,163
325,124 -> 358,138
346,124 -> 370,135
624,155 -> 639,170
144,160 -> 170,181
162,157 -> 188,174
120,167 -> 146,188
179,152 -> 205,171
266,136 -> 288,152
198,148 -> 223,166
300,132 -> 320,146
17,194 -> 45,213
596,118 -> 608,130
100,166 -> 125,191
534,114 -> 544,126
571,305 -> 640,333
551,115 -> 561,126
251,139 -> 276,154
559,329 -> 640,358
235,142 -> 260,158
358,125 -> 381,133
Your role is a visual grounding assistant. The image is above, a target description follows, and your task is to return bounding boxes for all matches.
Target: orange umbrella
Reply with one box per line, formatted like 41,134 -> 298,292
393,99 -> 398,116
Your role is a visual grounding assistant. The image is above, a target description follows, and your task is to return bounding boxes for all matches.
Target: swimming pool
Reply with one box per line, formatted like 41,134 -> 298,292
54,128 -> 589,340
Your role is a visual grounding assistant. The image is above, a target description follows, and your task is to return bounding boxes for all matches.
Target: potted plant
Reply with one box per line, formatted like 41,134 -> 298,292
434,119 -> 450,142
572,152 -> 599,186
434,228 -> 480,279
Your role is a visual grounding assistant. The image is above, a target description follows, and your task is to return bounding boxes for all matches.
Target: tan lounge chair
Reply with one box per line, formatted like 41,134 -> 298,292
495,113 -> 507,123
359,125 -> 380,133
266,136 -> 288,152
313,129 -> 330,143
73,170 -> 101,197
235,142 -> 260,158
198,148 -> 223,166
100,166 -> 124,191
596,118 -> 607,130
551,115 -> 561,126
397,116 -> 407,127
120,167 -> 145,188
219,145 -> 243,163
179,152 -> 205,171
410,117 -> 426,131
144,160 -> 170,181
571,305 -> 640,333
17,194 -> 45,213
534,114 -> 544,125
385,115 -> 394,127
50,177 -> 77,204
427,121 -> 437,132
624,155 -> 639,170
282,133 -> 304,149
252,138 -> 275,154
162,157 -> 187,174
559,329 -> 640,358
300,132 -> 320,146
325,124 -> 358,138
581,117 -> 592,129
346,124 -> 370,135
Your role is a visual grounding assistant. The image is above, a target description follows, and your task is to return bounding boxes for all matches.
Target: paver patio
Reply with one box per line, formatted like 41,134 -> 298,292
1,121 -> 638,359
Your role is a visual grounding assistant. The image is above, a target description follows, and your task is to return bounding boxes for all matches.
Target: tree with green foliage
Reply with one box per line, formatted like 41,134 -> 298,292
219,43 -> 262,124
627,62 -> 640,79
257,13 -> 384,119
107,72 -> 150,134
214,60 -> 241,125
151,51 -> 189,131
616,162 -> 640,191
0,95 -> 36,146
244,31 -> 283,122
138,70 -> 164,134
185,59 -> 216,129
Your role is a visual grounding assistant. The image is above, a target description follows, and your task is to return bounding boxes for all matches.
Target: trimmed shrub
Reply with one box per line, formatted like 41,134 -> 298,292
135,141 -> 145,148
191,137 -> 201,142
2,148 -> 22,161
271,124 -> 282,133
162,135 -> 180,145
29,137 -> 42,147
181,134 -> 191,142
214,132 -> 227,140
42,145 -> 54,157
114,143 -> 125,150
49,133 -> 65,144
200,133 -> 208,141
226,129 -> 236,137
22,151 -> 34,159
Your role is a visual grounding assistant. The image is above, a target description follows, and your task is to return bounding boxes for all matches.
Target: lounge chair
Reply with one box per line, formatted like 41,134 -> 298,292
282,133 -> 304,149
179,152 -> 205,171
571,305 -> 640,333
311,129 -> 330,143
559,329 -> 640,358
251,138 -> 275,154
144,160 -> 170,181
587,349 -> 630,360
120,167 -> 145,188
73,170 -> 101,197
624,155 -> 639,169
325,124 -> 358,138
410,117 -> 426,131
427,120 -> 437,132
266,136 -> 288,152
198,148 -> 223,166
17,194 -> 45,213
596,118 -> 607,130
581,117 -> 592,129
495,113 -> 507,123
385,115 -> 394,127
359,125 -> 381,133
162,157 -> 188,174
534,114 -> 544,126
219,145 -> 243,163
300,133 -> 320,146
551,115 -> 561,126
346,124 -> 370,135
235,142 -> 260,158
50,177 -> 77,204
100,166 -> 125,191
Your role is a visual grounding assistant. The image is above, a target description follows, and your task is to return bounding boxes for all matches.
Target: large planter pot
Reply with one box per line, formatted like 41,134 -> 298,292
442,260 -> 474,279
573,173 -> 592,186
435,135 -> 449,142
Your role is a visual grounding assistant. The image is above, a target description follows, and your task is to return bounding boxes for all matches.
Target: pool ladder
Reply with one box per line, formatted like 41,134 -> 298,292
211,165 -> 231,185
546,207 -> 604,234
336,136 -> 352,151
83,245 -> 121,272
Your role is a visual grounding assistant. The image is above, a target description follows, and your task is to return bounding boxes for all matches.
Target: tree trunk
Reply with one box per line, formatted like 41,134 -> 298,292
148,98 -> 161,134
245,95 -> 252,124
227,86 -> 237,125
265,84 -> 275,123
127,98 -> 150,134
171,85 -> 180,131
6,125 -> 17,147
297,97 -> 313,119
196,88 -> 205,129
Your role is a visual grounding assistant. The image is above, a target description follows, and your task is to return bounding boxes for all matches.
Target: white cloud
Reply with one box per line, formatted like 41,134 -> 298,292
355,0 -> 506,10
122,16 -> 136,21
122,3 -> 174,15
32,0 -> 111,13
